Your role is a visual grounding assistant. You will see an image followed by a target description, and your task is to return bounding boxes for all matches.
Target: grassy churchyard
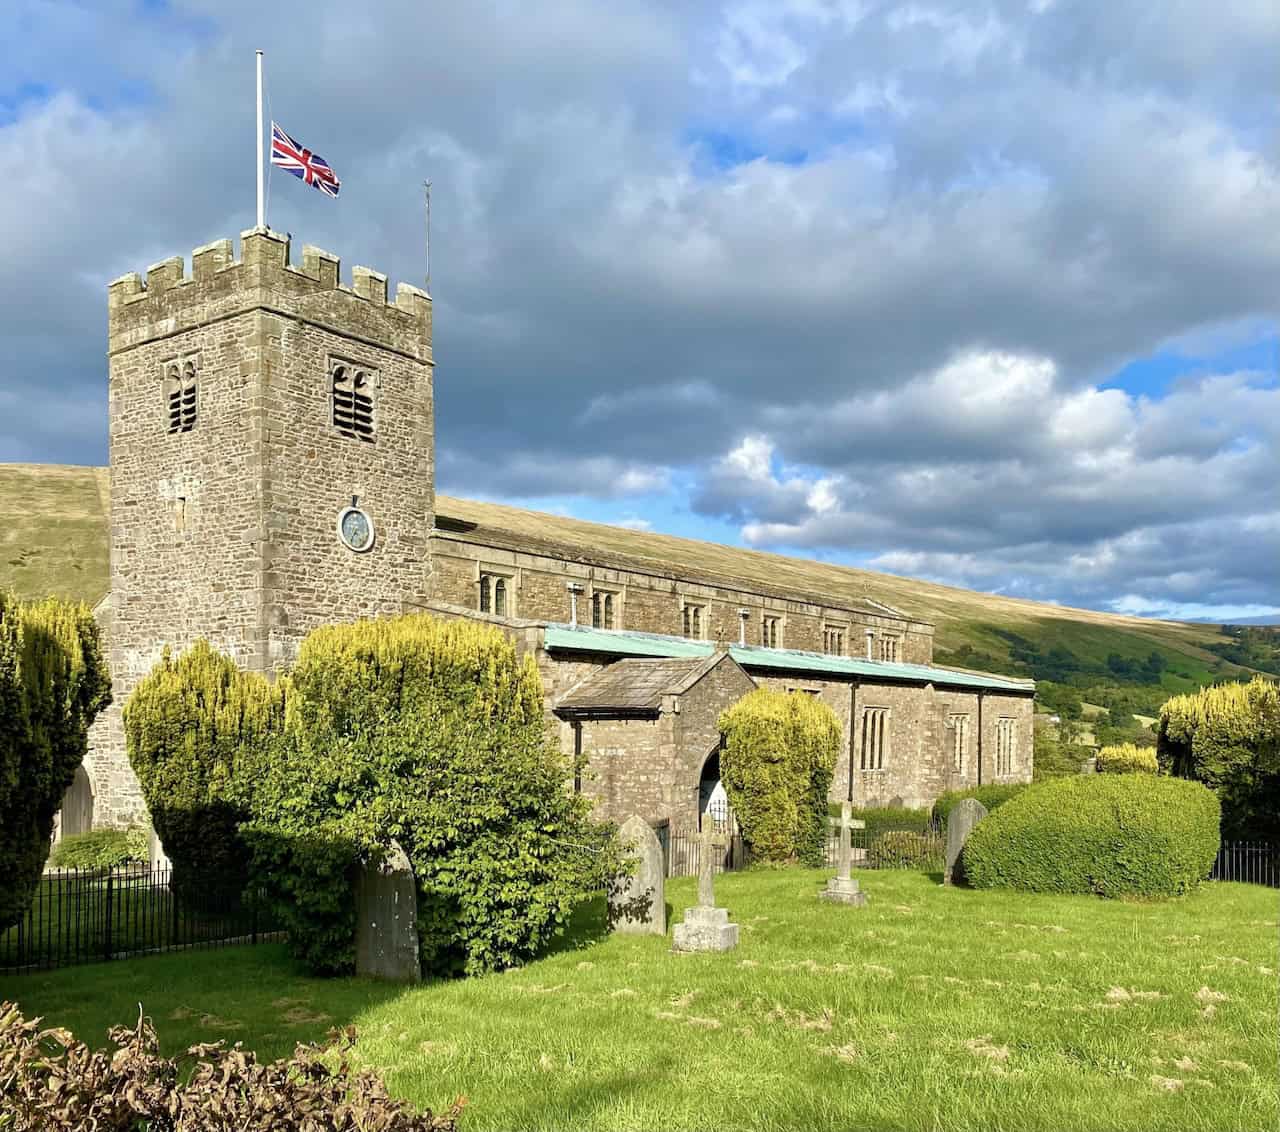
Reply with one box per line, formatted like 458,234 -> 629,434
2,868 -> 1275,1132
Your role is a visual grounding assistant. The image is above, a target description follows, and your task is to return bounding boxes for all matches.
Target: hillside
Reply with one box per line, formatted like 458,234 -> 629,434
0,464 -> 1259,715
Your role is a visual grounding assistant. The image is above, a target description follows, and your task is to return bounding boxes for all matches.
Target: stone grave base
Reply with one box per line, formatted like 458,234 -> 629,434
673,905 -> 739,952
819,876 -> 868,906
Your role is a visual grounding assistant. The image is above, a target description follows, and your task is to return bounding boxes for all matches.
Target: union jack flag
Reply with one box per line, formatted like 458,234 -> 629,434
270,122 -> 340,198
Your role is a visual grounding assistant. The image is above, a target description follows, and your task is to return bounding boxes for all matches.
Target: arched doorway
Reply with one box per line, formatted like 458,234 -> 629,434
54,765 -> 94,842
697,748 -> 733,832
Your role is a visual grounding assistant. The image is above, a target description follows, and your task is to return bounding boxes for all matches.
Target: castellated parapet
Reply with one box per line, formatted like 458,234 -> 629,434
93,228 -> 435,827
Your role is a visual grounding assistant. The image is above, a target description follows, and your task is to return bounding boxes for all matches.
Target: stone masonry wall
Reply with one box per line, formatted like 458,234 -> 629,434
431,541 -> 934,662
97,229 -> 432,827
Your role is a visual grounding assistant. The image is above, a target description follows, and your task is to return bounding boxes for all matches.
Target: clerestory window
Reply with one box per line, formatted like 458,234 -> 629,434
682,602 -> 705,640
823,625 -> 846,656
592,590 -> 616,630
762,615 -> 781,649
479,572 -> 509,617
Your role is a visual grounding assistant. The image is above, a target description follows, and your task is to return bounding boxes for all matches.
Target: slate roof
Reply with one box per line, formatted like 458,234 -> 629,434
556,655 -> 723,715
543,625 -> 1035,695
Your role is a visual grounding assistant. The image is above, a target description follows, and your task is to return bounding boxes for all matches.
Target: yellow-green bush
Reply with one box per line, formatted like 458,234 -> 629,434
719,688 -> 839,866
244,614 -> 618,977
0,592 -> 111,930
124,640 -> 286,900
1158,677 -> 1280,839
962,774 -> 1220,898
1096,742 -> 1158,774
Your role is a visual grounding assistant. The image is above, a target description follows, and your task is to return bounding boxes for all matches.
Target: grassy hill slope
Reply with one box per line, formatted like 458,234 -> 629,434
0,465 -> 1257,712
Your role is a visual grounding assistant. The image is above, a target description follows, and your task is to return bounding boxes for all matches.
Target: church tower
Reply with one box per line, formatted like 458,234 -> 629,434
96,228 -> 433,823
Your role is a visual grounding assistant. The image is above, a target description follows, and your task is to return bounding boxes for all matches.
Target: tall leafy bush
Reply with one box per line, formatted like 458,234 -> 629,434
246,614 -> 618,977
0,592 -> 110,930
718,688 -> 839,865
962,774 -> 1220,898
1158,677 -> 1280,839
124,640 -> 286,900
1096,742 -> 1158,774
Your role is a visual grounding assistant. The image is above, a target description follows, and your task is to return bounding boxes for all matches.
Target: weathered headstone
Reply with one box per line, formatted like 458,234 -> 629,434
821,802 -> 869,906
609,815 -> 666,935
672,827 -> 739,952
944,797 -> 989,886
355,840 -> 420,981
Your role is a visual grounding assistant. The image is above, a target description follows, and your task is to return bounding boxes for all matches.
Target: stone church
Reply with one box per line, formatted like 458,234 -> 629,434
81,228 -> 1033,839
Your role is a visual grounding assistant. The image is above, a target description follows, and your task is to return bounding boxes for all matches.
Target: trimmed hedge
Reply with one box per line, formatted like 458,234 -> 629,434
962,774 -> 1220,898
719,688 -> 839,866
931,784 -> 1028,830
828,803 -> 932,837
868,830 -> 936,869
49,827 -> 148,870
0,592 -> 111,931
1096,743 -> 1158,774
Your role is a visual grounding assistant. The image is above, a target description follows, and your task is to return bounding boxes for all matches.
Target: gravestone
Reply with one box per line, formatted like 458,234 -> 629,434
820,802 -> 868,906
609,815 -> 666,935
944,797 -> 989,886
355,840 -> 420,981
672,827 -> 739,952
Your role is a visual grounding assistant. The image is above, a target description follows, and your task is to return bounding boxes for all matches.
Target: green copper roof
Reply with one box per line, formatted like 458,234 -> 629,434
542,625 -> 1035,694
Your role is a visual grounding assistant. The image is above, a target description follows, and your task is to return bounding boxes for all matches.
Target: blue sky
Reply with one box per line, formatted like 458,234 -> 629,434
2,1 -> 1278,623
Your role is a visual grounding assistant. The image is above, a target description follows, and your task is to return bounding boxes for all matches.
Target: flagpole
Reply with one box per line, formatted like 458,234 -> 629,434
423,180 -> 432,297
256,50 -> 265,230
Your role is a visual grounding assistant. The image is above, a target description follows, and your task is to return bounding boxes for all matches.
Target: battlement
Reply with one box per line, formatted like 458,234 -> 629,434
108,228 -> 432,356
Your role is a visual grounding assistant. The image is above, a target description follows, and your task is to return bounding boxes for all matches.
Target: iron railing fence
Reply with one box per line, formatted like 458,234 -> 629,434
1,865 -> 282,975
1211,842 -> 1279,888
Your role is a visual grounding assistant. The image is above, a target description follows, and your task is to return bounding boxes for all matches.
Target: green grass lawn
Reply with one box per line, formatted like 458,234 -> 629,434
3,869 -> 1276,1132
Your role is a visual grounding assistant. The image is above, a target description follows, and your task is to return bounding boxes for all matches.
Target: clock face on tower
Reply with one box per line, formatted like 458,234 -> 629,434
337,505 -> 374,552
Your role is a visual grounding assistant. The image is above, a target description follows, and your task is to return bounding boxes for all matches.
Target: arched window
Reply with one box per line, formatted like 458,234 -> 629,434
603,592 -> 614,629
479,574 -> 491,613
494,577 -> 507,617
592,591 -> 617,630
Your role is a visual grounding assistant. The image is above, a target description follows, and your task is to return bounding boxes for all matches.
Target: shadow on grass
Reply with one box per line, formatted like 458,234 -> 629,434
538,894 -> 612,959
498,1058 -> 676,1131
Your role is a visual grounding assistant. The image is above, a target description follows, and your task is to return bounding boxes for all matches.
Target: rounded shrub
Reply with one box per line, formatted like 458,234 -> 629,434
719,688 -> 839,866
962,774 -> 1220,898
1096,742 -> 1157,775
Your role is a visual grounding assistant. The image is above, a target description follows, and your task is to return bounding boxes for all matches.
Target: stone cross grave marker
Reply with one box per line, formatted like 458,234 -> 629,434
944,797 -> 989,886
820,802 -> 868,906
355,839 -> 421,982
608,815 -> 666,935
672,825 -> 739,952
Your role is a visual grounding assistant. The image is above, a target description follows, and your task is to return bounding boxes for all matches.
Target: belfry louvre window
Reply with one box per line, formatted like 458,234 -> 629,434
823,625 -> 845,656
762,615 -> 781,649
949,713 -> 970,773
860,707 -> 889,771
479,573 -> 508,617
592,590 -> 616,630
682,603 -> 705,639
879,635 -> 900,663
996,717 -> 1016,775
164,359 -> 198,434
330,361 -> 375,441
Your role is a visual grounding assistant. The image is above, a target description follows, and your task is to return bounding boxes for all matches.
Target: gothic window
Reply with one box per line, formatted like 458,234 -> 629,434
762,615 -> 781,649
682,602 -> 705,639
948,713 -> 970,773
479,572 -> 510,615
330,360 -> 375,442
879,635 -> 901,663
996,717 -> 1016,775
592,590 -> 616,630
164,359 -> 197,434
860,707 -> 889,771
823,625 -> 846,656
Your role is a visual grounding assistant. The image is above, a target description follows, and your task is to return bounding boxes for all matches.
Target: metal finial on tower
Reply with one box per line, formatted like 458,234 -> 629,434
423,179 -> 432,297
